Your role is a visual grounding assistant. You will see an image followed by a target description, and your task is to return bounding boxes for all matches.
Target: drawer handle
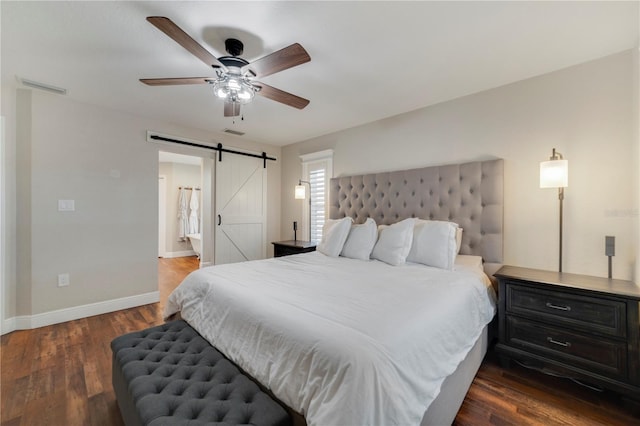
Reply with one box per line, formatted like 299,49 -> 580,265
547,337 -> 571,348
546,302 -> 571,312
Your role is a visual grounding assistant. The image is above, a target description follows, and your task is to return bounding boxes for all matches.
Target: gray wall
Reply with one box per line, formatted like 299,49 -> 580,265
2,88 -> 281,328
281,50 -> 640,281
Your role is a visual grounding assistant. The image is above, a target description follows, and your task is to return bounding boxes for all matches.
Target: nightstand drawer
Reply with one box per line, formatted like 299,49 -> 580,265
272,241 -> 317,257
506,283 -> 626,338
506,316 -> 627,380
275,245 -> 313,257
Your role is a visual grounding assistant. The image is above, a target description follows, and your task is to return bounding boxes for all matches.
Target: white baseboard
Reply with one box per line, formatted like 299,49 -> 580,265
2,317 -> 16,335
1,291 -> 160,334
161,250 -> 197,259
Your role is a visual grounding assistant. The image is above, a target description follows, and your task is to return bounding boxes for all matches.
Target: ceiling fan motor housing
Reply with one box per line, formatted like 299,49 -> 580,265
225,38 -> 244,57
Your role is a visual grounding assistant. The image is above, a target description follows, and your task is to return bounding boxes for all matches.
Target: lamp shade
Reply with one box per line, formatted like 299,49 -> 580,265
295,184 -> 306,199
540,159 -> 568,188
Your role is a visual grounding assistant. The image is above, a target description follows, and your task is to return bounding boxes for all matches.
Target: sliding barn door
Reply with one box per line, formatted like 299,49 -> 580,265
215,153 -> 267,264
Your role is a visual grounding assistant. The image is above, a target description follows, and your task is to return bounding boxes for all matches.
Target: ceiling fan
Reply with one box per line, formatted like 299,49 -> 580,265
140,17 -> 311,117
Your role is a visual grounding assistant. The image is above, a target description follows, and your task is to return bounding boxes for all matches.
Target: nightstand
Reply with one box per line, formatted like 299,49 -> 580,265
272,240 -> 317,257
494,265 -> 640,408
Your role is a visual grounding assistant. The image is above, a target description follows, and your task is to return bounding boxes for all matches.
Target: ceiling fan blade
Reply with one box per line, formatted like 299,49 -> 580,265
254,82 -> 310,109
224,102 -> 241,117
242,43 -> 310,78
140,77 -> 214,86
147,16 -> 225,70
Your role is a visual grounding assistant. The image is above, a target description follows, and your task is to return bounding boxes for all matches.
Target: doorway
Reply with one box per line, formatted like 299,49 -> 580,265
155,144 -> 269,302
158,151 -> 204,303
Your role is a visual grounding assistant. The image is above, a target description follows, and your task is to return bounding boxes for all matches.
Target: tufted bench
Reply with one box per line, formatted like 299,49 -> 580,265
111,320 -> 291,426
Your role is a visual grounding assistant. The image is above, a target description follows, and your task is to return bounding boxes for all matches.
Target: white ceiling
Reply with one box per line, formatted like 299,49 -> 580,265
2,1 -> 638,147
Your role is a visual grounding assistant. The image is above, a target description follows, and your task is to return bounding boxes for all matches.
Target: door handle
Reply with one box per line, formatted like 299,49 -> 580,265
218,214 -> 222,226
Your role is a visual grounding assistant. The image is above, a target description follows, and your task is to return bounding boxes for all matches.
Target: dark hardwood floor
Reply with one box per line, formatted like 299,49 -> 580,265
1,256 -> 199,426
454,352 -> 639,426
157,255 -> 200,312
1,256 -> 638,426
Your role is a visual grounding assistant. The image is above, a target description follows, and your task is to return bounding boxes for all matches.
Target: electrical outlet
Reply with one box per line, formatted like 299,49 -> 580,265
58,273 -> 70,287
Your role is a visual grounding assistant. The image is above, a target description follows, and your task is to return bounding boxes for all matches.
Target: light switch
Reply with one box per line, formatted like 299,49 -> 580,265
58,273 -> 70,287
58,199 -> 75,211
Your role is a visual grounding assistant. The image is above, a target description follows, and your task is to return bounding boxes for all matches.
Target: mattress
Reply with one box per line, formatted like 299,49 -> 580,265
164,252 -> 496,425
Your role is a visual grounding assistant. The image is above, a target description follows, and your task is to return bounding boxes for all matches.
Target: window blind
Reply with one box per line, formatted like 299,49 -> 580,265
300,149 -> 333,243
309,167 -> 325,242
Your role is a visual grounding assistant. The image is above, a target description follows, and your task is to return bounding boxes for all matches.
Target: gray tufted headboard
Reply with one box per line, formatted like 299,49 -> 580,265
329,159 -> 504,276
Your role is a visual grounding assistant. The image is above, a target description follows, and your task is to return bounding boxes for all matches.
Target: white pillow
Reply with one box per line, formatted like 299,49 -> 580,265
454,254 -> 483,271
340,218 -> 378,260
371,218 -> 416,266
456,227 -> 463,254
407,220 -> 458,270
317,217 -> 353,257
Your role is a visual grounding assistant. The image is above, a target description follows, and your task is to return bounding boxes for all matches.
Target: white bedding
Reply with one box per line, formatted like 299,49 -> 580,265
164,252 -> 496,426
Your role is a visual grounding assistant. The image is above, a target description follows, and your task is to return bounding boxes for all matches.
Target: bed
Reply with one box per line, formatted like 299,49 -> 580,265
165,159 -> 504,425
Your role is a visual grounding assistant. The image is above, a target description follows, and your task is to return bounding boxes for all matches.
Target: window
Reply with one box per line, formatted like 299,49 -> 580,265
300,150 -> 333,242
308,166 -> 326,242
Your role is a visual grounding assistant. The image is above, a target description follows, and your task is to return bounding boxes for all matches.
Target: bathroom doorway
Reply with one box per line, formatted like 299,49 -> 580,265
158,151 -> 203,258
158,151 -> 204,302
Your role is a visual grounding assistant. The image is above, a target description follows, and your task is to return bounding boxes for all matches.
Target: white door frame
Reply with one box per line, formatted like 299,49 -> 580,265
158,175 -> 167,257
200,157 -> 215,268
0,116 -> 5,333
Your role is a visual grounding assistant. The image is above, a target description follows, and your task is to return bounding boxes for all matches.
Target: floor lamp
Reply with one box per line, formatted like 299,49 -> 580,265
295,180 -> 311,241
540,148 -> 568,272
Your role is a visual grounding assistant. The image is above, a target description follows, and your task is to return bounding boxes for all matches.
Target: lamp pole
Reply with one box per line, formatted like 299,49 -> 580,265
552,148 -> 565,273
558,185 -> 564,273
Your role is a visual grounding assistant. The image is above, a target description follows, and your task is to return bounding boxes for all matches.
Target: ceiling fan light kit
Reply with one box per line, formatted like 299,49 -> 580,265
140,17 -> 311,117
211,75 -> 256,104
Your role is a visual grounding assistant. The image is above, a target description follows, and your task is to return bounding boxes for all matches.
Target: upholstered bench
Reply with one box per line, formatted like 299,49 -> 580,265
111,320 -> 291,426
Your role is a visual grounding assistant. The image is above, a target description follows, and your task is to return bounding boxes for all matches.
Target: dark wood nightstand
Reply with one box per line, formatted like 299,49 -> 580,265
494,265 -> 640,409
272,240 -> 317,257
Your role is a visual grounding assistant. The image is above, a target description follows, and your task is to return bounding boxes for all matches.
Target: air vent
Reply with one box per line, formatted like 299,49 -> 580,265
223,128 -> 245,136
19,78 -> 67,95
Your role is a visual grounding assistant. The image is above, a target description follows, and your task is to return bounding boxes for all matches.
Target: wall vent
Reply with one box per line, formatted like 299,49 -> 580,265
19,77 -> 67,95
223,128 -> 245,136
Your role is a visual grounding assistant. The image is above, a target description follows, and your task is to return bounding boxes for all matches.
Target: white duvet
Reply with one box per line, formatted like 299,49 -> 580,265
164,252 -> 496,426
